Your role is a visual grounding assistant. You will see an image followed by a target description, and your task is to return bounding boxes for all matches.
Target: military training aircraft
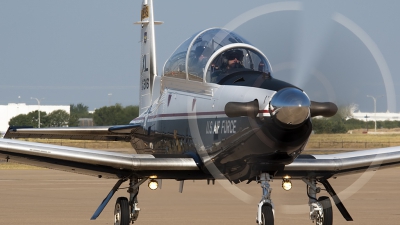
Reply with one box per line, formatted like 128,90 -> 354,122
1,0 -> 400,225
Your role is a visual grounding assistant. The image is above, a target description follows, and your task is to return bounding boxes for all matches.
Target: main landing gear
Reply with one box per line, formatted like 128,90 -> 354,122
302,177 -> 353,225
90,176 -> 148,225
114,177 -> 145,225
303,178 -> 332,225
255,174 -> 353,225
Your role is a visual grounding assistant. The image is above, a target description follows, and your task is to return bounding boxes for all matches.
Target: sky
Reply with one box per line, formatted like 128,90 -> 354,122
1,0 -> 399,112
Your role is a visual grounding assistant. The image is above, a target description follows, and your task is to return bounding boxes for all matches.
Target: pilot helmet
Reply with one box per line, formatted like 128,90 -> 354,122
220,49 -> 244,69
195,46 -> 213,59
224,49 -> 244,61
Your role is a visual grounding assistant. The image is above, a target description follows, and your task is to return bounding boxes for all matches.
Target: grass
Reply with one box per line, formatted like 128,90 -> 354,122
306,133 -> 400,149
0,162 -> 44,170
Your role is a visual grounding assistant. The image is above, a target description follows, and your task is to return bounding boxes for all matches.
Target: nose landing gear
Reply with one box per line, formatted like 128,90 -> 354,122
256,173 -> 274,225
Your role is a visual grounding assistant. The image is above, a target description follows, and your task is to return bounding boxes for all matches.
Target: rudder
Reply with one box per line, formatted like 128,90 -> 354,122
135,0 -> 163,115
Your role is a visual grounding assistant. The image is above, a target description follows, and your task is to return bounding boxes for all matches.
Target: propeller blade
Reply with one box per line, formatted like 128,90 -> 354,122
310,101 -> 338,117
225,100 -> 259,118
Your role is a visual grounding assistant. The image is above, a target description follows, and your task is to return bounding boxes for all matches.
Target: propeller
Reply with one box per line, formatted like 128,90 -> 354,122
202,1 -> 392,209
224,88 -> 337,127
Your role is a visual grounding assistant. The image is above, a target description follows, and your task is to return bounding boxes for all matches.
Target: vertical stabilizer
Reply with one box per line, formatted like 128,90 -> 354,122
135,0 -> 163,114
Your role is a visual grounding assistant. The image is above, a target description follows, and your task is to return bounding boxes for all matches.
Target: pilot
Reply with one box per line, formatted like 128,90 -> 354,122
209,49 -> 245,83
258,61 -> 265,72
192,46 -> 213,76
224,49 -> 244,69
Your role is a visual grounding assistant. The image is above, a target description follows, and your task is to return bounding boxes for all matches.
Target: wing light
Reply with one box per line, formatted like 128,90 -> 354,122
282,175 -> 292,191
148,179 -> 159,190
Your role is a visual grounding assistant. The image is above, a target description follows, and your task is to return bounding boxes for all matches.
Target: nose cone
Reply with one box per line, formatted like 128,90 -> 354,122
269,88 -> 310,127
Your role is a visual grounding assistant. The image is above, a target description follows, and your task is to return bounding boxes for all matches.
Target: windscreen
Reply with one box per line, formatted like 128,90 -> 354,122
163,28 -> 252,82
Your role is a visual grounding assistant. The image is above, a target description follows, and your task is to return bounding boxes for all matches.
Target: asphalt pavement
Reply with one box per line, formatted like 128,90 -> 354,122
0,168 -> 399,225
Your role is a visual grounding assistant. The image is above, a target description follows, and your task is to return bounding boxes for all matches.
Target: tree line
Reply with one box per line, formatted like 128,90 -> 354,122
312,117 -> 400,134
9,103 -> 400,133
8,103 -> 139,128
312,104 -> 400,134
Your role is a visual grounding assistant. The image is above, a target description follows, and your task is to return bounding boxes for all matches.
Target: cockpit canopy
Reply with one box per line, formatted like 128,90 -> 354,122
163,28 -> 271,83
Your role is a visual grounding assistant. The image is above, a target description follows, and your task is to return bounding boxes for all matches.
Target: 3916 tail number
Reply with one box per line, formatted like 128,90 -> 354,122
142,78 -> 149,90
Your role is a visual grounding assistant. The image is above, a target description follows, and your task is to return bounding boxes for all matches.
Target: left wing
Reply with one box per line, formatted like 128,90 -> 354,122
4,124 -> 144,141
0,138 -> 204,180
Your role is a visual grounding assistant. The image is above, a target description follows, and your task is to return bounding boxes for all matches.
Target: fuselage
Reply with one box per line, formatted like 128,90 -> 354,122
131,72 -> 312,183
132,27 -> 313,183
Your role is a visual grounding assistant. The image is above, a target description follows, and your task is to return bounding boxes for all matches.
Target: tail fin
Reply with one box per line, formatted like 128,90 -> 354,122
135,0 -> 163,115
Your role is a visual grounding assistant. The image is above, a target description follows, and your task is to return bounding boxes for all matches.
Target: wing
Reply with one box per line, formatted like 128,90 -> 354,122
278,146 -> 400,178
0,138 -> 206,180
4,124 -> 146,141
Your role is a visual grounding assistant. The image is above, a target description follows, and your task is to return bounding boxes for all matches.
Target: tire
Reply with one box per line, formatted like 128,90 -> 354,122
114,197 -> 130,225
317,196 -> 333,225
261,204 -> 274,225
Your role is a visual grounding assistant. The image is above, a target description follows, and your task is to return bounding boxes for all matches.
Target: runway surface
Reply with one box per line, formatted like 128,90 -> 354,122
1,167 -> 400,225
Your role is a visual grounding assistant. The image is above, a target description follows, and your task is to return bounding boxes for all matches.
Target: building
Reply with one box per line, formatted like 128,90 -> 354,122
0,103 -> 70,136
352,111 -> 400,121
78,118 -> 94,127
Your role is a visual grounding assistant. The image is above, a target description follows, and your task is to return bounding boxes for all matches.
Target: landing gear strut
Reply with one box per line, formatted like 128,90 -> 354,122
256,173 -> 274,225
127,178 -> 141,223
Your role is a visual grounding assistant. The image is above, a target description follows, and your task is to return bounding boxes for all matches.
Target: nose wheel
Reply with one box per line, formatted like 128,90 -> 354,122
260,204 -> 274,225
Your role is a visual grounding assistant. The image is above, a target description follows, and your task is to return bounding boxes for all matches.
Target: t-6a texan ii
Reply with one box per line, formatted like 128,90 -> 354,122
1,1 -> 400,225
